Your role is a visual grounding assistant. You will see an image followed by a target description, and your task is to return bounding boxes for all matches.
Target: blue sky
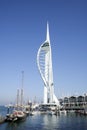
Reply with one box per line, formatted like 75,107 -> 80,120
0,0 -> 87,105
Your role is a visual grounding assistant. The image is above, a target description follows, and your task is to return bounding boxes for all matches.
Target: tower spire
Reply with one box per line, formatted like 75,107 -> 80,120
46,22 -> 50,43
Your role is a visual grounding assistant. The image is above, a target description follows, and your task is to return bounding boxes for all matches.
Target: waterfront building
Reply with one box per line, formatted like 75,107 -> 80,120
37,23 -> 60,107
60,94 -> 87,110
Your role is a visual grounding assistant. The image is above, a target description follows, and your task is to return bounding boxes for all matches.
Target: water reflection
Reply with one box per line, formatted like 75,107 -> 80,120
1,111 -> 87,130
42,115 -> 60,130
5,120 -> 27,130
6,123 -> 19,130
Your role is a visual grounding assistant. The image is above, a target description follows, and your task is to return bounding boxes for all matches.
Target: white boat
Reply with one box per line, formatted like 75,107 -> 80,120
47,110 -> 55,115
59,109 -> 67,115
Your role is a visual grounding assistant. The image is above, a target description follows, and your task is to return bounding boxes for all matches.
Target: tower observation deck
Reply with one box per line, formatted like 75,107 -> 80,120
37,23 -> 60,106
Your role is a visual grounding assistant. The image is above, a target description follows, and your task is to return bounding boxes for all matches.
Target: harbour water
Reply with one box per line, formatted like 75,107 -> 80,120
0,106 -> 87,130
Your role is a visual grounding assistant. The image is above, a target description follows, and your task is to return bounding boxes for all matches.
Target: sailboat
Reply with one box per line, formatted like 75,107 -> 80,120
5,72 -> 26,122
5,89 -> 26,122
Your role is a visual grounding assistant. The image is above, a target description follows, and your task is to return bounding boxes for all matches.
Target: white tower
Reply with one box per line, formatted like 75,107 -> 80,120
37,23 -> 60,106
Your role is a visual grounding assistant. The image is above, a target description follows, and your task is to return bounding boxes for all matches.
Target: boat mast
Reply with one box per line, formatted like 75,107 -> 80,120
17,88 -> 19,109
20,71 -> 24,107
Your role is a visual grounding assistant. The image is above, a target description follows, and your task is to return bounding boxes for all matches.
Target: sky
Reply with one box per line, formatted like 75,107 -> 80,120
0,0 -> 87,105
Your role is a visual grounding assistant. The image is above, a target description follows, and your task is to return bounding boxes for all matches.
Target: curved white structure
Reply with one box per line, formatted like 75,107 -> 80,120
37,23 -> 60,106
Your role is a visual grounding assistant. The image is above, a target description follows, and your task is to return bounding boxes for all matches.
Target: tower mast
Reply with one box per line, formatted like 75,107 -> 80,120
46,22 -> 50,43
